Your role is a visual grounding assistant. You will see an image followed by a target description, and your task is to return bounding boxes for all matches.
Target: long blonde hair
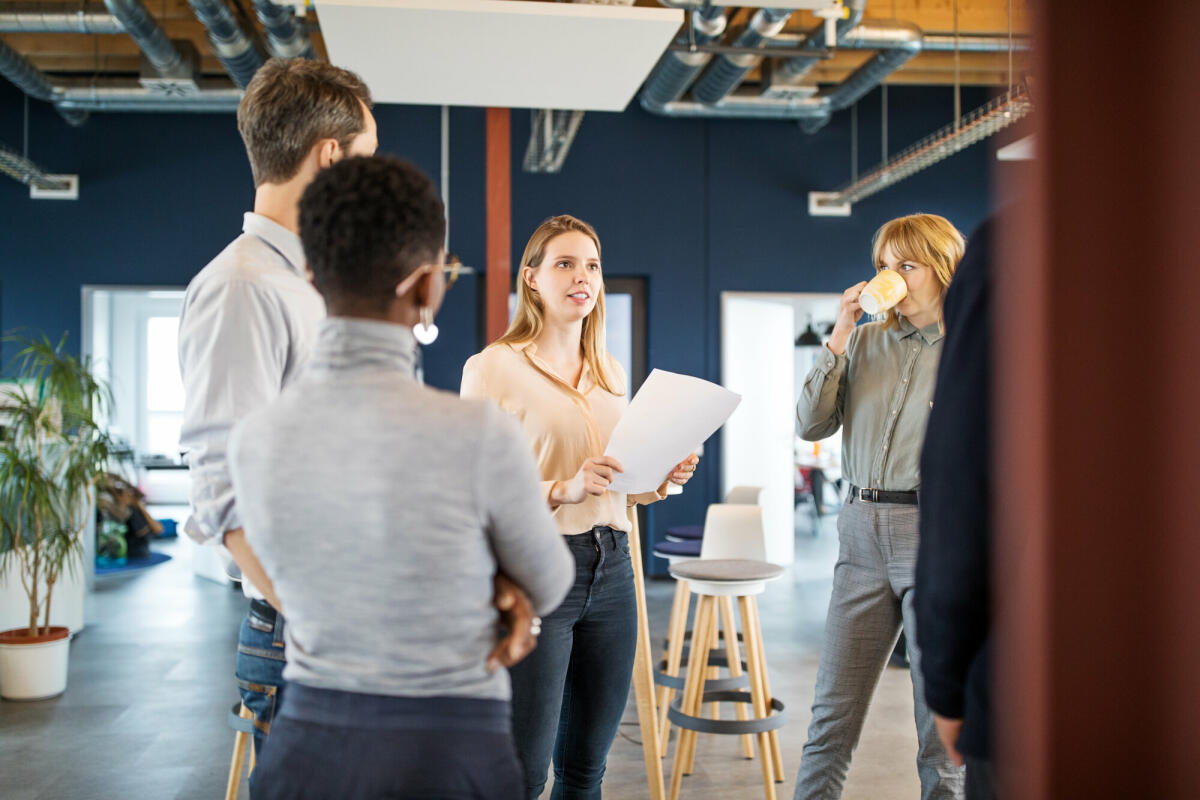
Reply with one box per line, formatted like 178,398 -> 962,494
492,214 -> 623,395
870,213 -> 965,331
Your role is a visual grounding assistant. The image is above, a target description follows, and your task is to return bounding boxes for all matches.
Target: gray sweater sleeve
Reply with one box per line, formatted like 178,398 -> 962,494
477,404 -> 574,616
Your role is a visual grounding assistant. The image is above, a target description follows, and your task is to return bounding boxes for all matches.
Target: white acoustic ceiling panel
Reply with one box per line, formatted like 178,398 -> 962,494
314,0 -> 684,112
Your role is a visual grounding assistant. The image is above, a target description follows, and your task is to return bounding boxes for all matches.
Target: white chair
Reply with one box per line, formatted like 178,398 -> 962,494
722,485 -> 764,506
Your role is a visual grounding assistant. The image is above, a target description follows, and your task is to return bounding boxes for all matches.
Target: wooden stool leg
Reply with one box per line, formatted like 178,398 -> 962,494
707,663 -> 720,720
658,579 -> 690,755
669,595 -> 714,800
719,595 -> 754,759
225,704 -> 254,800
686,599 -> 710,777
748,596 -> 785,783
738,596 -> 777,800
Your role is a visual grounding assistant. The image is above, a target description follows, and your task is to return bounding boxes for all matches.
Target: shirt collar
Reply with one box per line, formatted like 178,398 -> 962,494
511,341 -> 593,394
243,212 -> 306,278
889,315 -> 944,346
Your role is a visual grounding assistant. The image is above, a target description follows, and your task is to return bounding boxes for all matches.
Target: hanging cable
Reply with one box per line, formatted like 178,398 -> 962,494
953,0 -> 961,131
1008,0 -> 1014,95
851,102 -> 858,183
881,84 -> 888,163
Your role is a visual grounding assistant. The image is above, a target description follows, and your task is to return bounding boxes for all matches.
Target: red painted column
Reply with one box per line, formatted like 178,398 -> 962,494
997,2 -> 1200,796
485,107 -> 511,344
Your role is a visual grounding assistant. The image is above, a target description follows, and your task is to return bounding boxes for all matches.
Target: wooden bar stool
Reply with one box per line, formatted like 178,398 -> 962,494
654,501 -> 767,758
666,558 -> 786,800
225,702 -> 257,800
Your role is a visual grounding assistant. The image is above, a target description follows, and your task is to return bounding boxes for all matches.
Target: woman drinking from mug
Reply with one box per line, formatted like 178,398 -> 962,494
461,214 -> 698,799
793,213 -> 966,800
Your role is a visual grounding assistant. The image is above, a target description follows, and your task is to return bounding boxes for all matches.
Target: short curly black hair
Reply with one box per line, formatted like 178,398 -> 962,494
299,155 -> 445,311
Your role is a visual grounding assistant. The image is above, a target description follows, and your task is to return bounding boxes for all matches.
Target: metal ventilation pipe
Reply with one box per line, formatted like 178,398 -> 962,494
0,3 -> 123,33
774,0 -> 866,82
54,78 -> 242,112
800,21 -> 922,132
690,7 -> 792,104
640,21 -> 922,126
103,0 -> 184,74
0,38 -> 88,125
641,6 -> 727,107
188,0 -> 264,88
252,0 -> 314,59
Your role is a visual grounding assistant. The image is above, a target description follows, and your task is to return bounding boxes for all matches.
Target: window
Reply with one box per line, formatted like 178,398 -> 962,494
144,316 -> 184,459
83,288 -> 186,463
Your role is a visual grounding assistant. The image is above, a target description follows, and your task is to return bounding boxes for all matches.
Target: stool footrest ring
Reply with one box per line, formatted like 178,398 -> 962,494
227,702 -> 256,735
654,660 -> 750,691
668,691 -> 787,735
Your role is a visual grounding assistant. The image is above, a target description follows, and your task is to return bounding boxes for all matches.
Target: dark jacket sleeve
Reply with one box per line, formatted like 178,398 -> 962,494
915,219 -> 992,733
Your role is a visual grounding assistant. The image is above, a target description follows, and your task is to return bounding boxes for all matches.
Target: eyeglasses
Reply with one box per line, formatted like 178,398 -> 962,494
441,254 -> 462,290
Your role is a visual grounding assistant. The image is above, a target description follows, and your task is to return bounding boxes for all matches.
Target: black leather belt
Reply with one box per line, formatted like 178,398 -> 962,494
851,485 -> 919,505
249,598 -> 278,625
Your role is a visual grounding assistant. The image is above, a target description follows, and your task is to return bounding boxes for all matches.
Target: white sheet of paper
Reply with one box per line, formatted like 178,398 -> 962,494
605,369 -> 741,495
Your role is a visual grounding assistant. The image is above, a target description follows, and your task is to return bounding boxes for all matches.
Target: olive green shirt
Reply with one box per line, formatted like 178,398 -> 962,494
796,317 -> 943,492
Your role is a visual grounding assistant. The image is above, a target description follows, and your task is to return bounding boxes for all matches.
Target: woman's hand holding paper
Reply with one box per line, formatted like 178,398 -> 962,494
551,456 -> 624,506
667,453 -> 700,487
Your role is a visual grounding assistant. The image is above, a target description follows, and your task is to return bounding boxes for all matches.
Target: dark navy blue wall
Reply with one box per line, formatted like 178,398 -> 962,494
1,80 -> 1009,571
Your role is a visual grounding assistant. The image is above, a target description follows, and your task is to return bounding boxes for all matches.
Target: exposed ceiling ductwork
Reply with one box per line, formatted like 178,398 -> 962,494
640,4 -> 727,108
251,0 -> 314,60
639,2 -> 1028,132
187,0 -> 264,88
0,36 -> 88,124
0,2 -> 124,33
799,20 -> 923,132
103,0 -> 185,75
690,7 -> 793,104
0,29 -> 239,117
769,0 -> 866,88
54,78 -> 242,111
640,21 -> 925,124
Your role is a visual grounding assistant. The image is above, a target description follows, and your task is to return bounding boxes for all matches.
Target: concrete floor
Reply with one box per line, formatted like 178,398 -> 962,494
0,511 -> 925,800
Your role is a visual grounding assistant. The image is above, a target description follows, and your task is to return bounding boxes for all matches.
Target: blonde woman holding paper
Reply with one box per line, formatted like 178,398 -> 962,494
794,213 -> 966,800
462,214 -> 697,799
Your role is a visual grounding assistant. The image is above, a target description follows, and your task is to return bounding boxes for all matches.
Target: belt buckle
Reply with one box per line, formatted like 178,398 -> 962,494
859,487 -> 878,502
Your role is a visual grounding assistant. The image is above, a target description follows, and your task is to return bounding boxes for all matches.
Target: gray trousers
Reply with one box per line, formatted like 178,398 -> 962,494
794,495 -> 964,800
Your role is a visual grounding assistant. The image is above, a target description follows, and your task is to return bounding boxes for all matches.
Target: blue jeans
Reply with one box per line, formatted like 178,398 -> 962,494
236,603 -> 286,755
509,526 -> 638,800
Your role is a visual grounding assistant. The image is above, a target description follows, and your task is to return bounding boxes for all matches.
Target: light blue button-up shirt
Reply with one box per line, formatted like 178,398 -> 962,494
178,213 -> 325,596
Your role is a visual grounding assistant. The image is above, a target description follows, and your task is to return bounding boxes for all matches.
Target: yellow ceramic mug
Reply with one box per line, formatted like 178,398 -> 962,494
858,269 -> 908,315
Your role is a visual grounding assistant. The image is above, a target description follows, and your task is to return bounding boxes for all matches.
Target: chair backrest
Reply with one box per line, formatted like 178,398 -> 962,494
700,503 -> 767,561
723,485 -> 763,505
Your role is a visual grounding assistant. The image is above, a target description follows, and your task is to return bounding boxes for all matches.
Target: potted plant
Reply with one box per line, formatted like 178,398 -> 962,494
0,334 -> 112,700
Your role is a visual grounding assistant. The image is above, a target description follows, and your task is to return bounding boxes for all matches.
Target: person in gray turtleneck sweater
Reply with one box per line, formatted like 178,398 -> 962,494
228,155 -> 573,800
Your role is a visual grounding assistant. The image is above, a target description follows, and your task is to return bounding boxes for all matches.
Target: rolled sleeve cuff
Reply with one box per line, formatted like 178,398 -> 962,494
184,477 -> 241,546
815,344 -> 845,375
628,482 -> 670,507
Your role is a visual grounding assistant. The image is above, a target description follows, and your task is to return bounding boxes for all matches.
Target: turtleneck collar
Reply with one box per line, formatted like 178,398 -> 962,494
306,317 -> 420,378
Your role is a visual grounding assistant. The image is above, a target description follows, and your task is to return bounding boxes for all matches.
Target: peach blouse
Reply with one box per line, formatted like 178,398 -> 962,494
461,341 -> 666,534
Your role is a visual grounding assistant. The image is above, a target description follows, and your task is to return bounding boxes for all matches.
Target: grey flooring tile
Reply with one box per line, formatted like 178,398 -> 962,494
0,513 -> 929,799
